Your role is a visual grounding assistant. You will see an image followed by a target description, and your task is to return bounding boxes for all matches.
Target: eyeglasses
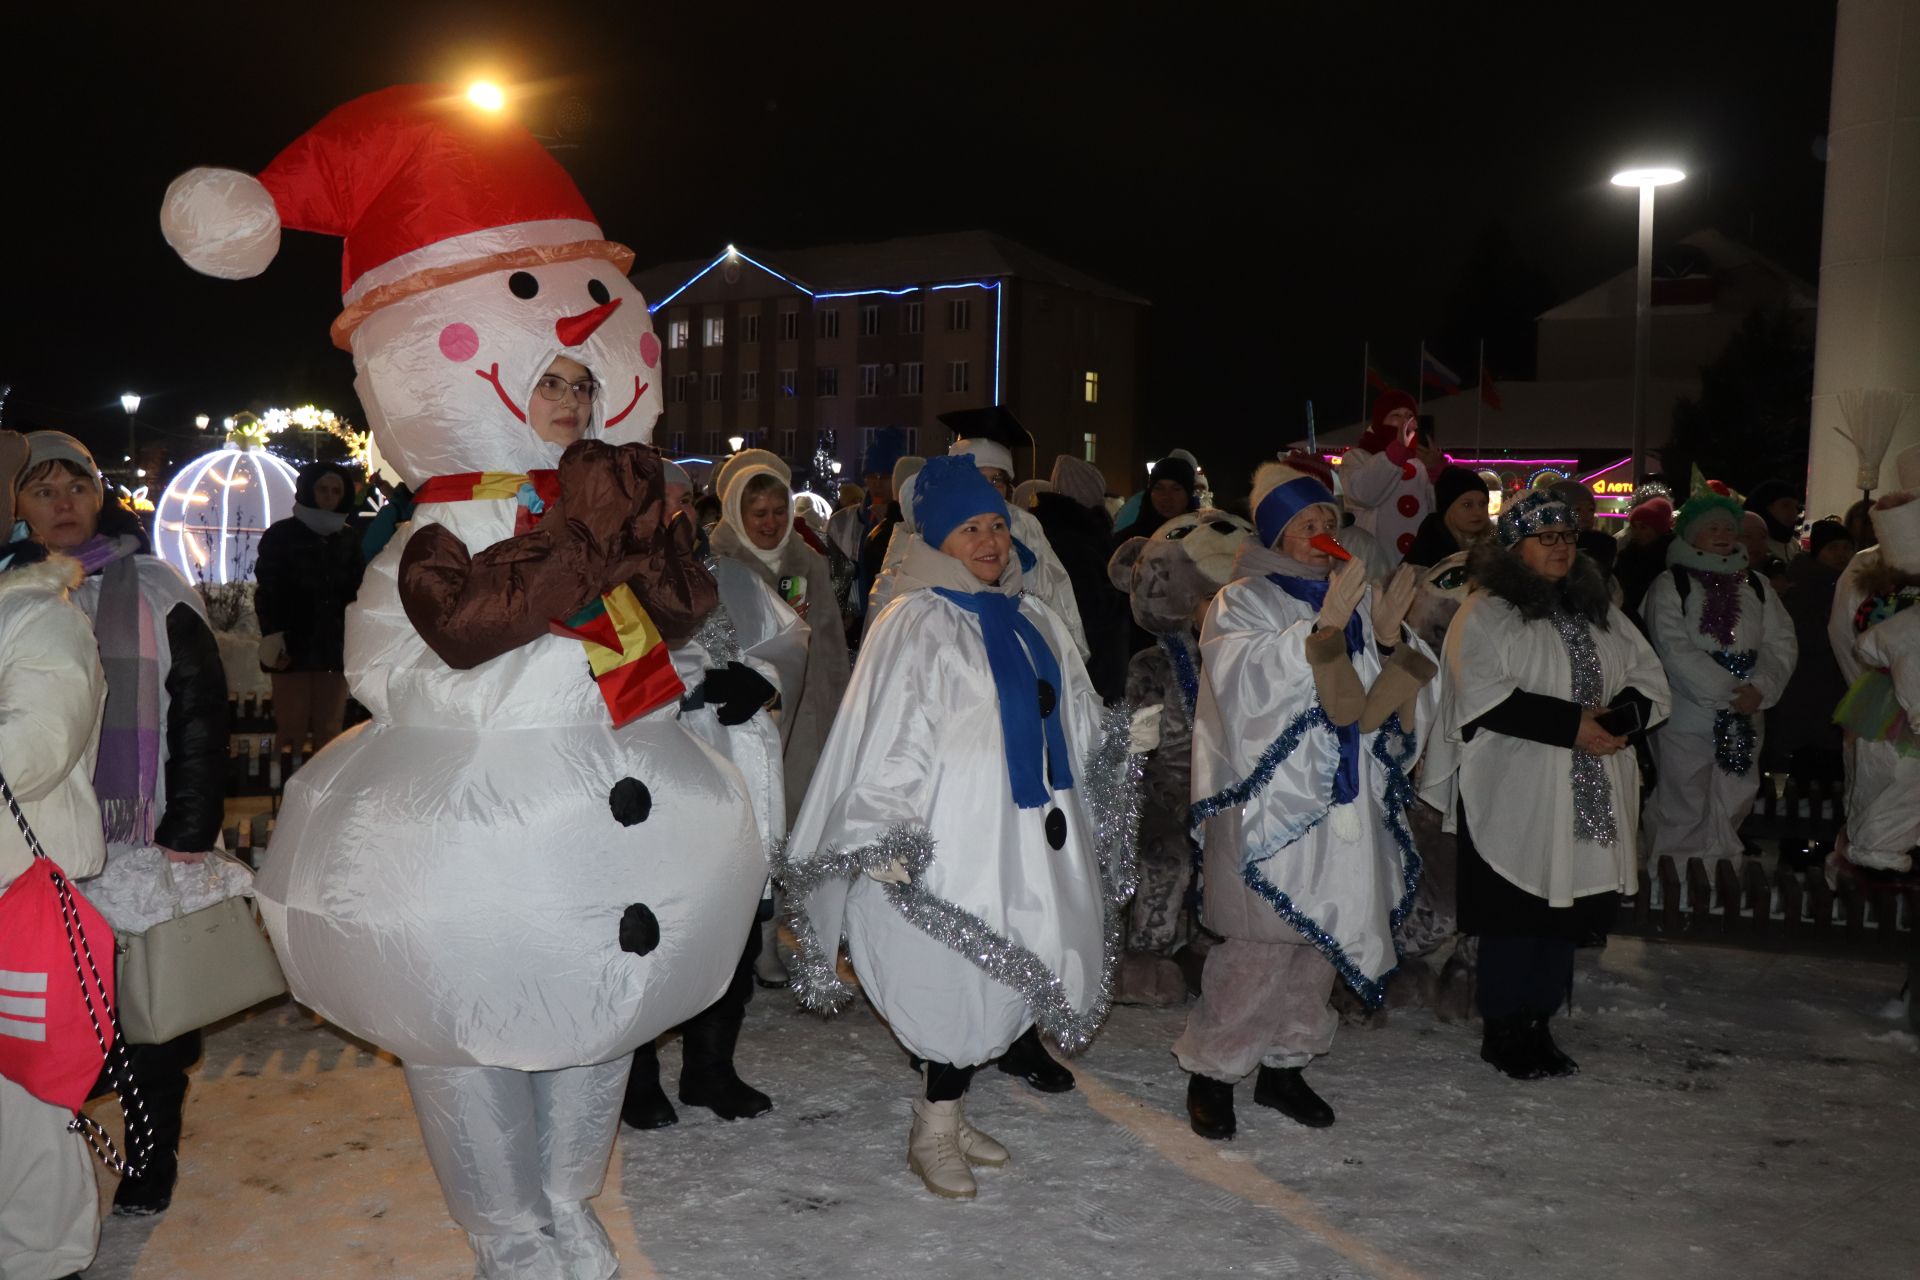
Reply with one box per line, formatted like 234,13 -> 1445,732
1532,530 -> 1577,547
534,374 -> 600,404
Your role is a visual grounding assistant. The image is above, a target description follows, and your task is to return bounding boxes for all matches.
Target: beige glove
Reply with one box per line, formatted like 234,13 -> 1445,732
1305,626 -> 1365,727
1316,558 -> 1369,633
1128,704 -> 1164,754
1371,564 -> 1420,645
1359,645 -> 1439,733
866,858 -> 911,885
257,632 -> 290,671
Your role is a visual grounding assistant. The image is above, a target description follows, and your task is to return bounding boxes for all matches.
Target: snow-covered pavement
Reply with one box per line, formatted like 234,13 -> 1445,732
85,938 -> 1918,1279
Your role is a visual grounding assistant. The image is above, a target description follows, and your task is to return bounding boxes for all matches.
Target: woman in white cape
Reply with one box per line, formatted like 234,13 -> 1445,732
1175,461 -> 1438,1141
780,454 -> 1146,1200
1421,489 -> 1670,1080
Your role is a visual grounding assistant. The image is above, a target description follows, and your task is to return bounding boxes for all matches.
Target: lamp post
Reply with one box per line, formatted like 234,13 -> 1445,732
1610,166 -> 1685,488
195,413 -> 210,430
120,392 -> 142,479
727,434 -> 745,454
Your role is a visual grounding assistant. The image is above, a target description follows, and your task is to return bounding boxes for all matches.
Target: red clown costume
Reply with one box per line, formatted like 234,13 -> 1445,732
1341,390 -> 1437,567
160,87 -> 765,1279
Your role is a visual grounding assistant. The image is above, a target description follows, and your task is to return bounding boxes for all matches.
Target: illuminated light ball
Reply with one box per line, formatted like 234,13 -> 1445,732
153,443 -> 300,585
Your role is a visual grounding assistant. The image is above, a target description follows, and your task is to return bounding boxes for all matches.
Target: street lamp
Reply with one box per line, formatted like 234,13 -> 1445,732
195,414 -> 210,430
1611,166 -> 1686,487
727,434 -> 745,453
120,392 -> 141,477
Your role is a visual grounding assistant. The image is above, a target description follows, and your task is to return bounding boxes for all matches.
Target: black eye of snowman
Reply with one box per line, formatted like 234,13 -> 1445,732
587,278 -> 611,305
508,271 -> 540,300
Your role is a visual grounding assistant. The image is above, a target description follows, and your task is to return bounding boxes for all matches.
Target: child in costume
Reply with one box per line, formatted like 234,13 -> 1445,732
780,455 -> 1149,1200
162,86 -> 766,1278
1176,460 -> 1438,1140
1642,490 -> 1797,865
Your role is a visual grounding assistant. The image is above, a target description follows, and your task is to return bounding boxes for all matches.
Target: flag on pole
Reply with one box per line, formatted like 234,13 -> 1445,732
1365,353 -> 1403,394
1479,361 -> 1503,410
1420,346 -> 1463,395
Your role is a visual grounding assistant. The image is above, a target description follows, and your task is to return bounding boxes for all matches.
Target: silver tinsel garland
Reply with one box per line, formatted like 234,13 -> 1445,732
1548,608 -> 1618,846
689,600 -> 743,665
1711,648 -> 1759,776
772,705 -> 1146,1055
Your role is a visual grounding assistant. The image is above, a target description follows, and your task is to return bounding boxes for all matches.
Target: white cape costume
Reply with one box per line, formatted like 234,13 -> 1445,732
780,537 -> 1139,1065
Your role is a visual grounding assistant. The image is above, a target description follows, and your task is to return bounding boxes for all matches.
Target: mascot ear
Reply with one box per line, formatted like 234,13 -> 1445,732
1108,536 -> 1149,592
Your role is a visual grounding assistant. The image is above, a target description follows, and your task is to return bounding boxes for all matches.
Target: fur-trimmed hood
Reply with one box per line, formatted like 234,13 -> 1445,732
1467,540 -> 1612,628
0,550 -> 83,600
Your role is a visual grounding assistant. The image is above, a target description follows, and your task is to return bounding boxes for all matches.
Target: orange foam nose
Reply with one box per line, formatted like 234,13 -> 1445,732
555,297 -> 622,347
1310,533 -> 1353,561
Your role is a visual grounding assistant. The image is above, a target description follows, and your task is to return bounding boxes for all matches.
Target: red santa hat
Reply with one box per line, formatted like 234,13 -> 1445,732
159,85 -> 633,350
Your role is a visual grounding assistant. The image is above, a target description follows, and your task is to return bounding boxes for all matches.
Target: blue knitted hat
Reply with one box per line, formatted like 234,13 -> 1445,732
916,453 -> 1009,550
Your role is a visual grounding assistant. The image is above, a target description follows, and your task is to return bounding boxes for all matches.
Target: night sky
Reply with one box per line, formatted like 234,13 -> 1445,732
2,1 -> 1836,497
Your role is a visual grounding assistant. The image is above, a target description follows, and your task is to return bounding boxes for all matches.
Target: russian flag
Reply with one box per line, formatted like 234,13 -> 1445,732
1420,347 -> 1462,395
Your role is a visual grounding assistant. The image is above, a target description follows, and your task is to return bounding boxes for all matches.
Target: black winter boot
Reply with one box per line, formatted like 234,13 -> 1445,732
677,1011 -> 772,1120
1253,1066 -> 1335,1128
995,1025 -> 1075,1093
1523,1014 -> 1579,1077
621,1041 -> 678,1130
112,1032 -> 197,1216
1185,1073 -> 1237,1140
1480,1015 -> 1548,1080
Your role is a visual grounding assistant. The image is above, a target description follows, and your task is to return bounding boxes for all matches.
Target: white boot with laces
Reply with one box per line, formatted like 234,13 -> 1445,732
908,1096 -> 977,1199
954,1103 -> 1008,1168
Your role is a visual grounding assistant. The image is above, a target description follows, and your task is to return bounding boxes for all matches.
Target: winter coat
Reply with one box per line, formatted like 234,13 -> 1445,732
1402,512 -> 1463,569
1031,491 -> 1131,702
1767,554 -> 1848,764
254,515 -> 366,672
0,554 -> 106,887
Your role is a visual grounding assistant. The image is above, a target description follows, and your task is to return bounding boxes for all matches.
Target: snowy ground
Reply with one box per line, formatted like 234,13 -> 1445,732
82,938 -> 1918,1280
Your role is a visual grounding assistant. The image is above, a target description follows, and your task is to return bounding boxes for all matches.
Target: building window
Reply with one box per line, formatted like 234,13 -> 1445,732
780,311 -> 799,342
704,431 -> 720,454
902,301 -> 923,334
741,370 -> 758,401
670,430 -> 686,454
817,366 -> 839,398
782,428 -> 796,458
1084,370 -> 1100,403
1083,431 -> 1097,463
818,309 -> 840,340
704,316 -> 725,347
859,364 -> 880,397
905,428 -> 918,455
861,304 -> 881,336
947,360 -> 970,394
779,368 -> 798,398
948,298 -> 971,331
740,313 -> 760,344
706,373 -> 723,401
901,362 -> 924,395
669,373 -> 691,403
668,319 -> 690,349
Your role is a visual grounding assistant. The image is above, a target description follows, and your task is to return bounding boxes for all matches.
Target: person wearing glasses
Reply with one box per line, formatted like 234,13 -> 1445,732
1422,489 -> 1669,1081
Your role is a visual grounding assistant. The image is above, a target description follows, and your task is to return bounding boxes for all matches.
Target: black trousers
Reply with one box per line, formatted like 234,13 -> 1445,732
1475,936 -> 1575,1020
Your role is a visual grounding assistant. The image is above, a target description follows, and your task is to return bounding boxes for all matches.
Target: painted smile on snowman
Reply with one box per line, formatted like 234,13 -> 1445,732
457,269 -> 650,430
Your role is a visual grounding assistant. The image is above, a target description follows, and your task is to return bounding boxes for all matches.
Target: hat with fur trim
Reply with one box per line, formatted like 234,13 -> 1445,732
1496,487 -> 1577,548
1251,460 -> 1338,548
1673,491 -> 1746,543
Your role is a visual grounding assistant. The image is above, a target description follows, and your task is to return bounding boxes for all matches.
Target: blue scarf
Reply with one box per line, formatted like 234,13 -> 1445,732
1267,573 -> 1361,806
932,587 -> 1074,808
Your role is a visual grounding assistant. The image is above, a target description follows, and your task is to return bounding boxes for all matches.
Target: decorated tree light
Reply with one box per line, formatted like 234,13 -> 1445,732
153,410 -> 305,584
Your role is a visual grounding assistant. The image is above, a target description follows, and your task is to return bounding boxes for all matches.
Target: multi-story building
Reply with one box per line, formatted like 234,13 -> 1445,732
629,231 -> 1149,493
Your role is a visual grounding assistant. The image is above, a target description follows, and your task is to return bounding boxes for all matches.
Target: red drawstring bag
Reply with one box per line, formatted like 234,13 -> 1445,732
0,767 -> 151,1174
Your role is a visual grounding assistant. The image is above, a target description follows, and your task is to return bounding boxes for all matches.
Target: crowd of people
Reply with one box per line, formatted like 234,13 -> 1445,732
7,85 -> 1920,1280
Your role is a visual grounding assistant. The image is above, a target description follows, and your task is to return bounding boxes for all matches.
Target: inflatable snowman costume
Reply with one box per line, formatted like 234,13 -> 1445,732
161,87 -> 764,1278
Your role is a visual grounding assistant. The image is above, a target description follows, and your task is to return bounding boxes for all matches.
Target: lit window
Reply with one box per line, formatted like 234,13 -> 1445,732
948,298 -> 971,331
1084,371 -> 1100,403
704,317 -> 725,346
947,360 -> 969,394
902,362 -> 924,395
860,364 -> 880,397
861,304 -> 881,336
817,366 -> 839,397
1083,431 -> 1097,463
902,301 -> 924,334
779,368 -> 798,397
740,313 -> 760,344
741,371 -> 758,401
781,311 -> 800,341
668,320 -> 689,349
818,309 -> 840,339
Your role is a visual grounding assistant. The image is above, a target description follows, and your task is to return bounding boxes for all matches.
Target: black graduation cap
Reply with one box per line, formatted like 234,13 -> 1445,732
937,405 -> 1029,452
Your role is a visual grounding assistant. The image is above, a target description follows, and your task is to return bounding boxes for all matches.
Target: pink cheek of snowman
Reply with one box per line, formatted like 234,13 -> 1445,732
438,322 -> 480,361
639,331 -> 661,370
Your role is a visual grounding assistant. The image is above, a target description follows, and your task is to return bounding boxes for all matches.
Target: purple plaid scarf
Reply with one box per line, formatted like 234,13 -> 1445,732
76,536 -> 162,845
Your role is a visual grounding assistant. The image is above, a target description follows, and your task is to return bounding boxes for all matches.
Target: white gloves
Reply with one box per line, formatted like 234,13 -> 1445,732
866,858 -> 911,885
1129,704 -> 1164,754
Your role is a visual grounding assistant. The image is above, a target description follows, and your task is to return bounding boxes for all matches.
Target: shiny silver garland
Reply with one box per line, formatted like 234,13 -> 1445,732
1548,608 -> 1618,846
690,599 -> 743,665
774,707 -> 1146,1055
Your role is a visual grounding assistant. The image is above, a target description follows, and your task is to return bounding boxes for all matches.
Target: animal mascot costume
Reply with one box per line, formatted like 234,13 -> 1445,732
1106,508 -> 1254,1004
160,86 -> 764,1278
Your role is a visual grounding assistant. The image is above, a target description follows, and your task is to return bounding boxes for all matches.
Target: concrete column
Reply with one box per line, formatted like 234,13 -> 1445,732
1809,0 -> 1920,519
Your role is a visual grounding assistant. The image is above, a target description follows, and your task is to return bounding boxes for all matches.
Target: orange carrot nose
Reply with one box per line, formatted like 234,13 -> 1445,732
555,297 -> 622,347
1310,533 -> 1352,561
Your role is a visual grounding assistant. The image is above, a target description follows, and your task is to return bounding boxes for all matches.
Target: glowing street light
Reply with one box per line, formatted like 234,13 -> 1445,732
467,81 -> 506,113
195,413 -> 211,429
727,435 -> 746,453
1612,165 -> 1686,487
121,392 -> 142,477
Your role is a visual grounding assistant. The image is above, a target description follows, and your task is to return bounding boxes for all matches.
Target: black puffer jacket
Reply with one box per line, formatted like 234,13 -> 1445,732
153,602 -> 228,854
253,463 -> 365,672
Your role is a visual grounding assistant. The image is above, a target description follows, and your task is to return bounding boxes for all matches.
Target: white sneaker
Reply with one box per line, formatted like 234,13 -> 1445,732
908,1097 -> 977,1199
955,1102 -> 1009,1168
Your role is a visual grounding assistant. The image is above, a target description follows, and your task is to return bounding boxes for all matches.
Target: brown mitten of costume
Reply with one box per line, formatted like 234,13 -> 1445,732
400,521 -> 607,671
1306,626 -> 1365,727
1358,645 -> 1438,733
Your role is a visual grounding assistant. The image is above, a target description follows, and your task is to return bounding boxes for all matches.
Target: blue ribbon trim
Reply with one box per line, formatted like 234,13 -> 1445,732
1159,632 -> 1200,719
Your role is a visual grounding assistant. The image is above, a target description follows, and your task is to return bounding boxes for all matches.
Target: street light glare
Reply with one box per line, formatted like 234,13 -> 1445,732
121,392 -> 141,413
467,81 -> 506,113
195,413 -> 211,429
1611,167 -> 1686,187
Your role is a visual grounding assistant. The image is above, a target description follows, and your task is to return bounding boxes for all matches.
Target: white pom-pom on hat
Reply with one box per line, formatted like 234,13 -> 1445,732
161,167 -> 281,279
